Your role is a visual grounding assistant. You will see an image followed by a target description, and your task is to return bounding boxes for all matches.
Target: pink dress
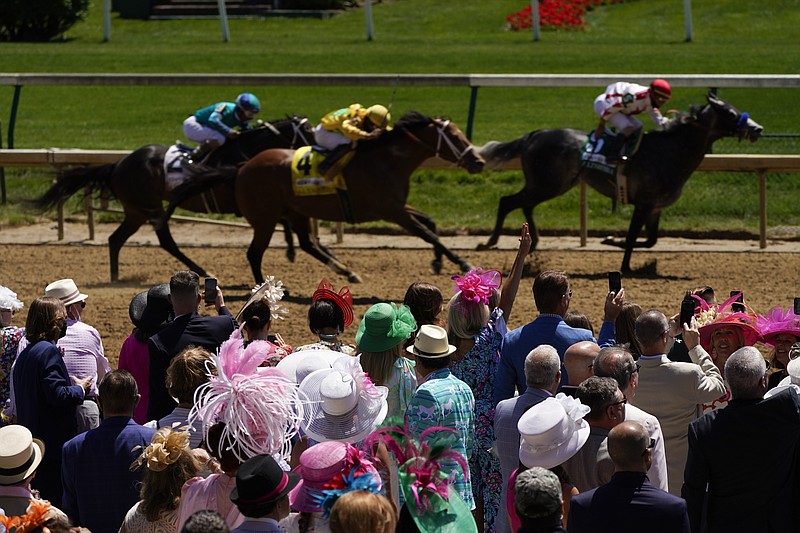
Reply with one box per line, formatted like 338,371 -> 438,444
118,333 -> 150,424
177,473 -> 244,532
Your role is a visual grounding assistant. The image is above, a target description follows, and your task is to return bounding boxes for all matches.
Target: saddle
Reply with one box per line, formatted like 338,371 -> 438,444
579,132 -> 632,204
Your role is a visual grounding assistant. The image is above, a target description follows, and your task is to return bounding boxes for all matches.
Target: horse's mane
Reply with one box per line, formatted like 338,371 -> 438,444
358,111 -> 434,150
648,104 -> 707,136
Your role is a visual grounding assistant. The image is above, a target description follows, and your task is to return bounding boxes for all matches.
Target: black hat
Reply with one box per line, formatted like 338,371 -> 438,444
230,454 -> 300,515
129,284 -> 173,333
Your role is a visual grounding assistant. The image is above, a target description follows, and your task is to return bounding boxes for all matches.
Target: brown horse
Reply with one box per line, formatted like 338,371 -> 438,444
173,112 -> 485,284
34,116 -> 314,281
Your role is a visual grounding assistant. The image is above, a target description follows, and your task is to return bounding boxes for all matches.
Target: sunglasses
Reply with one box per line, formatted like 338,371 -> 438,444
641,438 -> 656,456
609,395 -> 627,407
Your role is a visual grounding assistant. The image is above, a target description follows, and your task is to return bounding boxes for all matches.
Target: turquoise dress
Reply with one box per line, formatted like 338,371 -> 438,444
450,308 -> 506,533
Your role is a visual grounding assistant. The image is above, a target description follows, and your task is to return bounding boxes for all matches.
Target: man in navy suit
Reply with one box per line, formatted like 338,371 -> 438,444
147,271 -> 236,420
682,347 -> 800,533
567,420 -> 690,533
62,369 -> 156,533
494,270 -> 621,404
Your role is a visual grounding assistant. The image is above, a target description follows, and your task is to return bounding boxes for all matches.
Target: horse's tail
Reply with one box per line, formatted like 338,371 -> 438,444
476,134 -> 533,169
158,165 -> 239,227
31,163 -> 115,211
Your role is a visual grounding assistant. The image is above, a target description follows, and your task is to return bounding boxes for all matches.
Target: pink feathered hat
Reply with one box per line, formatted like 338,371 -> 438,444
756,306 -> 800,346
698,292 -> 763,351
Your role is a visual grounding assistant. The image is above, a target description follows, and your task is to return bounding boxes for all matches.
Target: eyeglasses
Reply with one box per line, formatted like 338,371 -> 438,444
564,290 -> 573,298
790,342 -> 800,360
79,301 -> 86,309
609,395 -> 627,407
641,438 -> 656,456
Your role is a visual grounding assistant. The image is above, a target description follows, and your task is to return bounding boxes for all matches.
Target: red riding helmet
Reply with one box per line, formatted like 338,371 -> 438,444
650,79 -> 672,100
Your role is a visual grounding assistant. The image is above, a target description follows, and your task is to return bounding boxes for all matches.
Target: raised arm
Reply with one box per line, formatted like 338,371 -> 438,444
498,224 -> 532,321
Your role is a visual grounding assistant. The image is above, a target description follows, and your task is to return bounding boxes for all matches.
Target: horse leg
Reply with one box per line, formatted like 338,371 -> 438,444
619,205 -> 653,274
109,214 -> 146,282
246,222 -> 280,285
290,216 -> 363,283
478,190 -> 528,251
280,218 -> 296,263
521,204 -> 540,250
387,208 -> 473,273
405,206 -> 444,274
151,217 -> 208,277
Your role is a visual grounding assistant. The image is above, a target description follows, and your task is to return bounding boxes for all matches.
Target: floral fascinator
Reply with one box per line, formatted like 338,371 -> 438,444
451,268 -> 501,305
235,276 -> 289,323
756,306 -> 800,347
365,424 -> 477,533
697,291 -> 763,352
131,426 -> 191,472
0,500 -> 56,533
189,333 -> 305,462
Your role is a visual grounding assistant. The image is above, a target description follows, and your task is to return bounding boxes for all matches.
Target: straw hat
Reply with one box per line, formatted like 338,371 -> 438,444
275,349 -> 348,384
517,394 -> 590,469
289,440 -> 380,513
0,425 -> 45,486
355,302 -> 416,353
405,324 -> 456,358
312,279 -> 354,328
44,278 -> 87,306
298,358 -> 388,443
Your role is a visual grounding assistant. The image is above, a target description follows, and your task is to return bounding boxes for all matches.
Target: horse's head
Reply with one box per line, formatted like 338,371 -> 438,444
428,118 -> 486,174
701,94 -> 763,143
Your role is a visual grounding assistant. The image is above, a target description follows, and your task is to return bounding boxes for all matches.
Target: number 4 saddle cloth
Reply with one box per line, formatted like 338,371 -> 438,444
291,146 -> 352,197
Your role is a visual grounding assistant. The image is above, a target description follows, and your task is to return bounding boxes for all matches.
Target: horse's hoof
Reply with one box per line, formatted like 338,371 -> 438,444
460,262 -> 474,273
286,250 -> 296,263
476,242 -> 496,251
348,273 -> 363,283
431,260 -> 443,275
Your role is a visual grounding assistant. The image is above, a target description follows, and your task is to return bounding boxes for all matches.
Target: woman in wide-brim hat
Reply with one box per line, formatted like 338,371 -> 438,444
757,305 -> 800,390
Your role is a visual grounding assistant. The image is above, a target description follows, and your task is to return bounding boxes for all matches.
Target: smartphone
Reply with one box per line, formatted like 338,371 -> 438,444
204,277 -> 217,305
608,271 -> 622,294
730,290 -> 745,313
680,296 -> 696,327
793,297 -> 800,316
267,334 -> 278,343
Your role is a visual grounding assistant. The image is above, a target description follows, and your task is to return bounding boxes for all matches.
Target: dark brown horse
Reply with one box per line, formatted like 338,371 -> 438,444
171,112 -> 485,284
478,94 -> 763,273
34,116 -> 314,281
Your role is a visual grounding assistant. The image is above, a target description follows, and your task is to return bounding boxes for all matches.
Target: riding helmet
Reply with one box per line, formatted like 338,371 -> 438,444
236,93 -> 262,115
650,79 -> 672,100
365,104 -> 391,128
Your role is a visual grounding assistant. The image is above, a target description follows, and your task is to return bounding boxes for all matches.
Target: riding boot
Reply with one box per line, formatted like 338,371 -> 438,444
188,140 -> 220,164
317,143 -> 352,175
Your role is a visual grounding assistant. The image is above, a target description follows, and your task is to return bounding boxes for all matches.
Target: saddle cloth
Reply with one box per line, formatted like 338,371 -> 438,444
579,133 -> 616,175
163,144 -> 192,191
291,146 -> 350,197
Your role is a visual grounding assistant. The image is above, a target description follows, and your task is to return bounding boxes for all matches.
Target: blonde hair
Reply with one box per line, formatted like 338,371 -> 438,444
446,291 -> 489,345
329,490 -> 397,533
360,344 -> 403,387
166,346 -> 213,403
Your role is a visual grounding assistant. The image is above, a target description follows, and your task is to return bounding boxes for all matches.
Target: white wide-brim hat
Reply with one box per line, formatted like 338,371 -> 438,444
44,278 -> 88,307
0,425 -> 45,486
406,324 -> 456,358
518,395 -> 590,469
276,349 -> 348,385
298,367 -> 388,444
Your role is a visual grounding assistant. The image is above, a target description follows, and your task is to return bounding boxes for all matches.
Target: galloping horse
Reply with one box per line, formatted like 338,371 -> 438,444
35,117 -> 314,281
477,94 -> 763,272
171,112 -> 485,284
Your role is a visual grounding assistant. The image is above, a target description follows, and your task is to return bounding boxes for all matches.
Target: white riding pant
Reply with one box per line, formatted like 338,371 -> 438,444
314,124 -> 351,150
594,97 -> 643,137
183,116 -> 227,145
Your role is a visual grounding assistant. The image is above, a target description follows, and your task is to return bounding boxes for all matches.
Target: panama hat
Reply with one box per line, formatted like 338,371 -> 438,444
518,394 -> 590,469
298,358 -> 388,443
275,349 -> 348,384
129,284 -> 173,333
312,279 -> 354,328
231,454 -> 300,515
0,425 -> 45,486
355,302 -> 416,353
44,278 -> 87,306
289,440 -> 380,512
406,324 -> 456,358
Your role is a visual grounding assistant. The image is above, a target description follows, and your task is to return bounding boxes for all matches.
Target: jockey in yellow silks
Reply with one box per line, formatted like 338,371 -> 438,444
314,104 -> 391,174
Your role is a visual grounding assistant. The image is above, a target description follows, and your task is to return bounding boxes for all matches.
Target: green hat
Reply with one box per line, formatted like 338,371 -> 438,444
399,471 -> 478,533
355,303 -> 416,353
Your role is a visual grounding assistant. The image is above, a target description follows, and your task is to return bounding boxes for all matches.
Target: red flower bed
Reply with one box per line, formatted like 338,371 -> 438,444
507,0 -> 628,31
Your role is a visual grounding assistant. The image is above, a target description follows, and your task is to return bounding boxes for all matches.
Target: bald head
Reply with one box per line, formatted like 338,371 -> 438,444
564,341 -> 600,387
608,421 -> 651,472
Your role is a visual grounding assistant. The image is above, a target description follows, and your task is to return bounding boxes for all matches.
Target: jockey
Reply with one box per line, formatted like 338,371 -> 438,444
593,79 -> 671,161
314,103 -> 391,174
182,92 -> 262,162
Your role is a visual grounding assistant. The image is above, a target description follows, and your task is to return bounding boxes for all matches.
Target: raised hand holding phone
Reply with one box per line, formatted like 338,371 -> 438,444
204,277 -> 217,305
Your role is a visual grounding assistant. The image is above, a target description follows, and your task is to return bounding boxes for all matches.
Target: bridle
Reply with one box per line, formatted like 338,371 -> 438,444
689,104 -> 754,141
401,119 -> 475,165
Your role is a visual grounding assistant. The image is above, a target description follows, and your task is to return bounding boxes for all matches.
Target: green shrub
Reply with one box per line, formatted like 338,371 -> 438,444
0,0 -> 89,42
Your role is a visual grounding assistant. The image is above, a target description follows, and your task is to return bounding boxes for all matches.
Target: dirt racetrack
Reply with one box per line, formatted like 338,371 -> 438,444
2,221 -> 799,366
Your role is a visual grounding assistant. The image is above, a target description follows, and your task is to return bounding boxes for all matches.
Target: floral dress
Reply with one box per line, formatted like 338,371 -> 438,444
449,308 -> 506,533
0,326 -> 23,421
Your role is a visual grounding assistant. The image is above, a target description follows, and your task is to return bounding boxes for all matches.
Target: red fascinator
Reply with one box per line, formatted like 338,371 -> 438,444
312,279 -> 354,328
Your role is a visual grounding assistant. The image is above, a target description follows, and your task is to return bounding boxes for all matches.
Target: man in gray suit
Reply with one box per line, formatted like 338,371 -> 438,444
494,344 -> 561,533
631,310 -> 725,495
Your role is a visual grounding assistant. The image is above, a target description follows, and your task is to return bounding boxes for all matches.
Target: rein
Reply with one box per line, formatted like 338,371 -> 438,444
401,119 -> 473,165
688,107 -> 753,140
232,117 -> 312,161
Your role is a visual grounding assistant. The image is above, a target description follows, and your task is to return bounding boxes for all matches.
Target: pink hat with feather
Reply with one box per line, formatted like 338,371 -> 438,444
697,291 -> 763,352
756,306 -> 800,346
